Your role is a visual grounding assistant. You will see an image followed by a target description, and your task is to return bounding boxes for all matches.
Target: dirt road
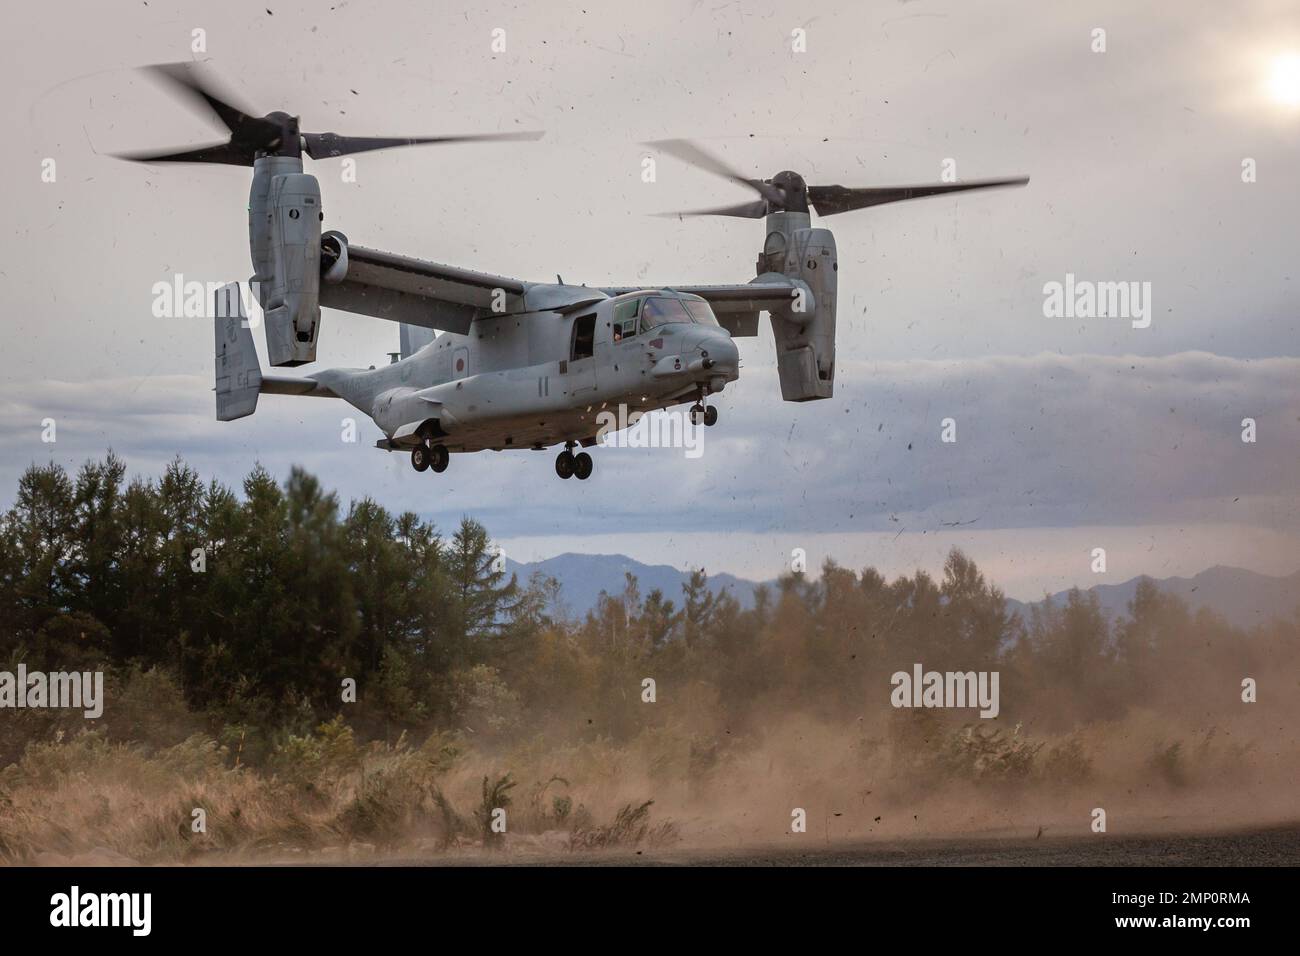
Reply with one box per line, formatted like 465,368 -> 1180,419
381,823 -> 1300,866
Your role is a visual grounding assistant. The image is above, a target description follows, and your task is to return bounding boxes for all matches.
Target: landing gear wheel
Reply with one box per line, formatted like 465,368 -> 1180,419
573,452 -> 593,480
411,444 -> 430,472
689,403 -> 705,426
703,405 -> 718,427
430,444 -> 450,473
555,450 -> 575,479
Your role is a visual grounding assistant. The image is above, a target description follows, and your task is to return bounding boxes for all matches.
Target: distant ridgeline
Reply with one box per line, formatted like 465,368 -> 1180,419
506,553 -> 1299,628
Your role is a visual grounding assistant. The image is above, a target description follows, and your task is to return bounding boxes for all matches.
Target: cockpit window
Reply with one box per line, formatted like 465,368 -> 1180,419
613,297 -> 640,341
640,297 -> 690,330
683,299 -> 717,325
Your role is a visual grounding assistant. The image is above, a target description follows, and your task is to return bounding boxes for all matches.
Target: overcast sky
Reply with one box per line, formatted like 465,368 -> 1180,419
2,0 -> 1298,598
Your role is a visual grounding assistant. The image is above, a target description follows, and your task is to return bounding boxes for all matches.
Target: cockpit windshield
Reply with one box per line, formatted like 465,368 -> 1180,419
683,299 -> 716,324
639,296 -> 717,333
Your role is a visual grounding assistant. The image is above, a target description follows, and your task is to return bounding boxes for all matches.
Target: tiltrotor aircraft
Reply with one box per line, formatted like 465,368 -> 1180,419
120,64 -> 1028,480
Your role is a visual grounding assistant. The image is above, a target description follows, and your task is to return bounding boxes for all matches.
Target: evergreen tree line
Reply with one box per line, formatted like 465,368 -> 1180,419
1,455 -> 1294,767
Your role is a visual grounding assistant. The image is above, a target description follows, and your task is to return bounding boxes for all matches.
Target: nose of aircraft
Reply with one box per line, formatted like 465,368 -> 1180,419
693,328 -> 739,375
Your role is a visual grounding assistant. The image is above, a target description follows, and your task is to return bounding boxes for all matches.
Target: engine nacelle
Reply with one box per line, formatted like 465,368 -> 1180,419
249,156 -> 322,367
761,213 -> 837,401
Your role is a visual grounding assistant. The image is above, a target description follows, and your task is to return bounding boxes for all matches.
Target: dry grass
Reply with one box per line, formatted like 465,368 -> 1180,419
0,725 -> 679,864
0,700 -> 1291,864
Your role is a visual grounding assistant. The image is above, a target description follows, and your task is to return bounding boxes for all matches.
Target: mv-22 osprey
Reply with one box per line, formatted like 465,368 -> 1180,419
120,65 -> 1027,480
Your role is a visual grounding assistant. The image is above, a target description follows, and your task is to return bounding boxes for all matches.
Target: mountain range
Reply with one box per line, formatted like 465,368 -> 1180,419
1003,565 -> 1300,630
503,554 -> 1298,629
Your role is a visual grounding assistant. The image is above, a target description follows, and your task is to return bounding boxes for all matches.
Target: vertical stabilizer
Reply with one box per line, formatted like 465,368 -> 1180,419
400,324 -> 437,358
214,283 -> 263,421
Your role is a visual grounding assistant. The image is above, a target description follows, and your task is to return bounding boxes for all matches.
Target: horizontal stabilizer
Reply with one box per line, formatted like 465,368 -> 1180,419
261,377 -> 338,398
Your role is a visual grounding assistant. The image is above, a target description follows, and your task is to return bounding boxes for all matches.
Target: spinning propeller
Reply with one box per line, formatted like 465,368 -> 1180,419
115,63 -> 543,166
646,139 -> 1028,218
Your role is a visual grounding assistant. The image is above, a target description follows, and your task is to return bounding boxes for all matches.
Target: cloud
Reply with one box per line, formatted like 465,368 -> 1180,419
1,352 -> 1294,548
4,0 -> 1300,387
688,351 -> 1299,535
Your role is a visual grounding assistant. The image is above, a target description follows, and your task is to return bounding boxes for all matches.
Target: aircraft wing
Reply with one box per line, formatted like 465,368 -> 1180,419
320,242 -> 529,335
597,278 -> 800,337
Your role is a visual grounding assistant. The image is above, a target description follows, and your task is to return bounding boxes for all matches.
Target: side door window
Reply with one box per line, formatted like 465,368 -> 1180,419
565,312 -> 598,392
570,314 -> 596,360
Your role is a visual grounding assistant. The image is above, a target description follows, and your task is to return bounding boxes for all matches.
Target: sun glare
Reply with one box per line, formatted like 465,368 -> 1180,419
1267,52 -> 1300,107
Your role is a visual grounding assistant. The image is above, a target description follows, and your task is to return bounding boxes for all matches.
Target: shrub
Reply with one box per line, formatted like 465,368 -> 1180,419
474,774 -> 517,849
1040,735 -> 1093,786
568,800 -> 679,850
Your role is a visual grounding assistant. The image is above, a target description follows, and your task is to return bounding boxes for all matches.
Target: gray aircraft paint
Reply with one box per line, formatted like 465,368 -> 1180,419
218,283 -> 739,455
177,74 -> 1022,474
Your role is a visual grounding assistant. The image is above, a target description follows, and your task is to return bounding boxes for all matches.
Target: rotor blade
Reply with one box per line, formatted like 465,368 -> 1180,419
143,63 -> 264,135
303,130 -> 544,159
808,176 -> 1029,216
653,200 -> 770,219
644,139 -> 786,206
113,141 -> 256,165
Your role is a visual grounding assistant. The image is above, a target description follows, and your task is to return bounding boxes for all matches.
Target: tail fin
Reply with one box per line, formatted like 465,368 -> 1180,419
214,283 -> 262,421
399,323 -> 436,359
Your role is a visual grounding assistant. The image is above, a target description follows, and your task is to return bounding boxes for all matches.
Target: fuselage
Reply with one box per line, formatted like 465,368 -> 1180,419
310,289 -> 740,454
